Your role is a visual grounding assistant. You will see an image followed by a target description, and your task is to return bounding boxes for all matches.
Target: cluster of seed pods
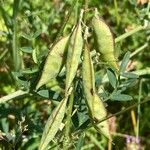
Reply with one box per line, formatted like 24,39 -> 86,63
38,9 -> 118,149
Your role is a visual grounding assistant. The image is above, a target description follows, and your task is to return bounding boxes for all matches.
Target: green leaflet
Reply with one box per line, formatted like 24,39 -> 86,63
65,21 -> 83,94
91,10 -> 119,71
36,36 -> 69,89
82,41 -> 111,140
39,98 -> 67,150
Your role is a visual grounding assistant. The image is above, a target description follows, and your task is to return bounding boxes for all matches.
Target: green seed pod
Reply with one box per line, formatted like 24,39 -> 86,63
92,11 -> 119,71
36,36 -> 69,90
82,41 -> 111,140
65,21 -> 83,94
92,94 -> 111,140
82,41 -> 95,109
39,98 -> 67,150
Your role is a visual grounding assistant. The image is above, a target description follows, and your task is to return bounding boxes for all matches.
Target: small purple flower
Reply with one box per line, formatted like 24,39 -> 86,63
125,135 -> 131,144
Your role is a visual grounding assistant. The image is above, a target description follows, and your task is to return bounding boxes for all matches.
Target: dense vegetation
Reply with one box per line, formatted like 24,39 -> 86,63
0,0 -> 150,149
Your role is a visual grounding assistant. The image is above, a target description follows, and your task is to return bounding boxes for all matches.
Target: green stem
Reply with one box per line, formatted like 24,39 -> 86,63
63,90 -> 74,150
12,0 -> 21,71
0,49 -> 8,60
136,79 -> 142,139
0,90 -> 28,104
130,43 -> 148,58
114,0 -> 120,25
134,68 -> 150,76
115,26 -> 145,43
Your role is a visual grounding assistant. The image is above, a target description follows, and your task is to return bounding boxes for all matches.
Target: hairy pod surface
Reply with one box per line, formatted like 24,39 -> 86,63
65,21 -> 83,94
92,13 -> 119,71
82,41 -> 111,139
36,36 -> 69,89
39,98 -> 67,150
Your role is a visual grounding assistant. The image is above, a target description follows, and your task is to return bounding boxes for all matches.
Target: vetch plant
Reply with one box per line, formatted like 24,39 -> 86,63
35,9 -> 139,149
0,1 -> 149,149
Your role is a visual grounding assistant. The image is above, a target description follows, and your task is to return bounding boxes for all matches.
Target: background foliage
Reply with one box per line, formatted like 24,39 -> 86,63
0,0 -> 150,149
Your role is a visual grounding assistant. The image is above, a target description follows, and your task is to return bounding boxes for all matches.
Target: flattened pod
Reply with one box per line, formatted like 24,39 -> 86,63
82,41 -> 95,109
36,36 -> 69,89
92,12 -> 119,71
82,41 -> 111,139
65,21 -> 83,93
39,98 -> 67,150
92,94 -> 111,140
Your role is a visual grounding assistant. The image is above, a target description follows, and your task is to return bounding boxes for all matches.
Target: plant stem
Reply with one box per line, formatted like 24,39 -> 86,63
0,49 -> 8,60
134,67 -> 150,76
0,90 -> 28,104
130,110 -> 137,135
63,90 -> 74,150
130,43 -> 148,58
136,79 -> 142,139
115,26 -> 145,43
12,0 -> 21,71
114,0 -> 120,26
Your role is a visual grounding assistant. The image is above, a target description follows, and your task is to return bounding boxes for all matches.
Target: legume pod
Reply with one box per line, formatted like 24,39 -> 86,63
92,94 -> 111,140
65,21 -> 83,94
82,41 -> 95,110
92,11 -> 119,71
36,36 -> 69,89
39,98 -> 67,150
82,41 -> 111,140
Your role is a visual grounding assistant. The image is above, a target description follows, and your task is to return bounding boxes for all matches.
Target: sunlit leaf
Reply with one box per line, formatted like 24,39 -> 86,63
32,30 -> 42,39
111,91 -> 132,101
20,47 -> 33,53
75,133 -> 85,150
119,51 -> 130,73
107,69 -> 117,88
